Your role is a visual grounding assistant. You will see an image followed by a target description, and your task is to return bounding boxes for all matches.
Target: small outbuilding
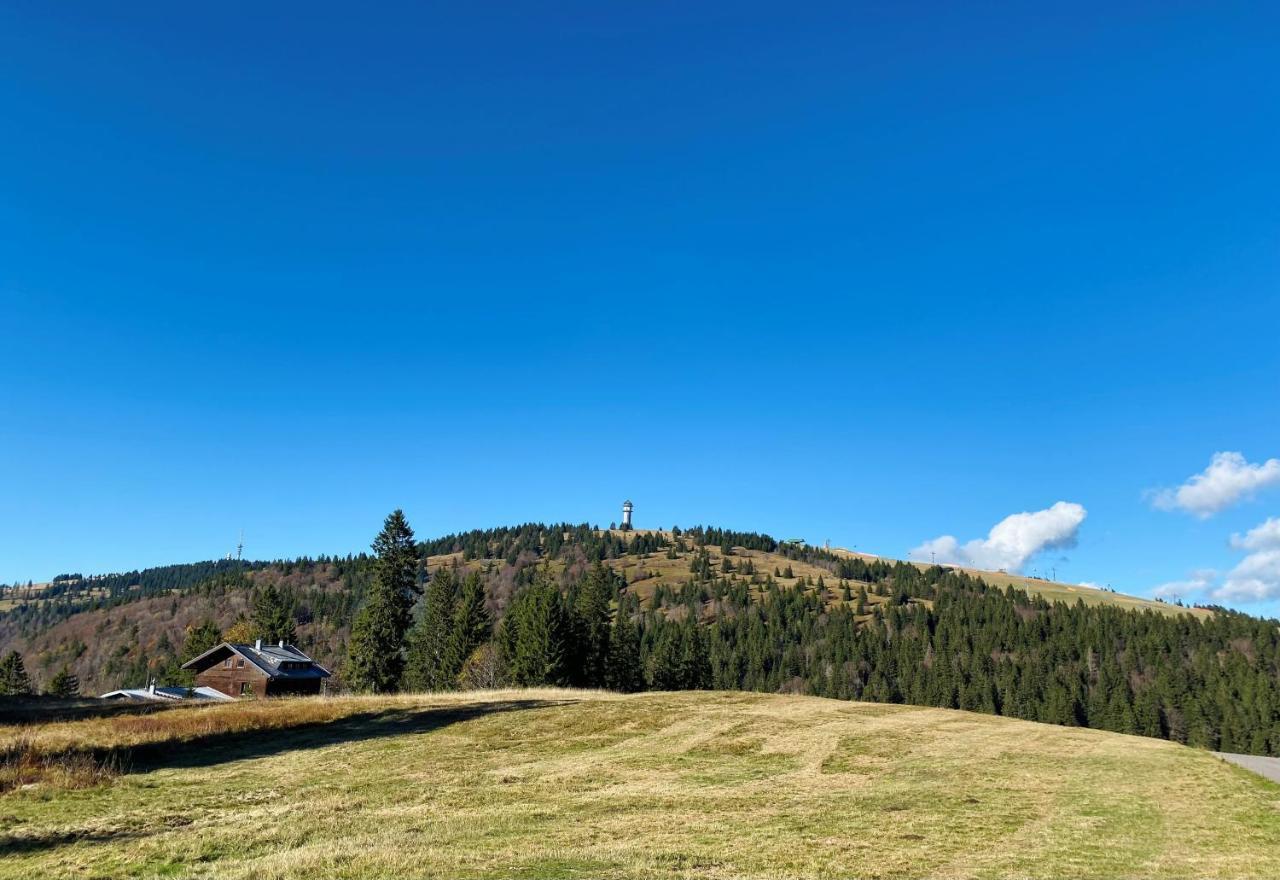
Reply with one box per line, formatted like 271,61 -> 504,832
100,683 -> 233,702
181,640 -> 331,698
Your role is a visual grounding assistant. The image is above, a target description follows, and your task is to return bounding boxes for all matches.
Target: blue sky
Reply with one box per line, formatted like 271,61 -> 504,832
2,3 -> 1278,614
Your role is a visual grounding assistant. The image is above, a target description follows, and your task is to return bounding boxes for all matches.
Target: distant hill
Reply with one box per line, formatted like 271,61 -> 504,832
590,530 -> 1210,618
2,523 -> 1275,757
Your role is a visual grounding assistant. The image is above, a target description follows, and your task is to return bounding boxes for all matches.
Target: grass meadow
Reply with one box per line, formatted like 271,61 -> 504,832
2,689 -> 1277,879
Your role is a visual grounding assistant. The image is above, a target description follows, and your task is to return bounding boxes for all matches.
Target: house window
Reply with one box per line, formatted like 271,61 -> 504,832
236,658 -> 245,668
223,658 -> 231,669
240,682 -> 252,696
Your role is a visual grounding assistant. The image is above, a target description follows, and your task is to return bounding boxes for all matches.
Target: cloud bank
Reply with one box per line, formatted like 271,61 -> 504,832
1152,569 -> 1216,601
1149,451 -> 1280,518
909,502 -> 1087,573
1154,517 -> 1280,603
1230,517 -> 1280,552
1218,516 -> 1280,602
1217,550 -> 1280,602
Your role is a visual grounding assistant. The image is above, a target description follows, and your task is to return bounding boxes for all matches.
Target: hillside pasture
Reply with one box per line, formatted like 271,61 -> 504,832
2,690 -> 1278,879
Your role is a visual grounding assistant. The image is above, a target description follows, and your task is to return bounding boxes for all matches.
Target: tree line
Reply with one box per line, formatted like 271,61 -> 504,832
343,511 -> 644,693
5,512 -> 1276,758
337,511 -> 1280,757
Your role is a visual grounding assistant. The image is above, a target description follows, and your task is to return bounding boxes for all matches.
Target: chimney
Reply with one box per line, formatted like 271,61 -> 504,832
278,640 -> 285,648
255,639 -> 262,651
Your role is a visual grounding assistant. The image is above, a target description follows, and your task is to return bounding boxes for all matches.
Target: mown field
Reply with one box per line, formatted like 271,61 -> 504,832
2,690 -> 1278,879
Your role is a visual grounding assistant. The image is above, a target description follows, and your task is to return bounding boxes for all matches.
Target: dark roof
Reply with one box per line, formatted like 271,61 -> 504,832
181,642 -> 331,679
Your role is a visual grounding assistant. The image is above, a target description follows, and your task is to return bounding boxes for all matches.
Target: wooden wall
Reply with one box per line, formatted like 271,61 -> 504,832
195,661 -> 271,697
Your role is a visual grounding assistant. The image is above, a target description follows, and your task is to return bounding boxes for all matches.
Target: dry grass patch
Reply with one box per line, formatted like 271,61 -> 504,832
0,689 -> 599,791
1,690 -> 1277,879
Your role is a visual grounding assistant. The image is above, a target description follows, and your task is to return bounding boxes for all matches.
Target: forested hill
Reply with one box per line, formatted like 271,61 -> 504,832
3,523 -> 1278,757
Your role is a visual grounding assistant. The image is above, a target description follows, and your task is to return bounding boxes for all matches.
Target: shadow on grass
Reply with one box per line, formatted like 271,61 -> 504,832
120,698 -> 562,775
1,699 -> 562,857
0,826 -> 147,856
0,695 -> 182,725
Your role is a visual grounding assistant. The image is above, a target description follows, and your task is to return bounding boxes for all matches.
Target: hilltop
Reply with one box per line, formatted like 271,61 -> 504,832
0,530 -> 1202,673
2,523 -> 1276,759
584,530 -> 1207,618
3,689 -> 1279,879
0,524 -> 1210,696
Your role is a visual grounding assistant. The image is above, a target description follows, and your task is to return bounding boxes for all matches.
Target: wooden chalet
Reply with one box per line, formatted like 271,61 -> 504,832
181,640 -> 331,698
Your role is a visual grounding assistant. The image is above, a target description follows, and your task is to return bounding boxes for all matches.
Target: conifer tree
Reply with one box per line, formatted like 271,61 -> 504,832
645,626 -> 682,690
404,567 -> 459,691
252,582 -> 297,644
183,619 -> 223,662
448,570 -> 492,682
677,616 -> 711,689
572,563 -> 614,687
0,651 -> 31,695
347,509 -> 421,693
500,574 -> 569,686
49,665 -> 80,697
605,608 -> 644,692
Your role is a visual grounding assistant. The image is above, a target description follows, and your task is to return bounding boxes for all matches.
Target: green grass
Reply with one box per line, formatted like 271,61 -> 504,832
2,689 -> 1277,879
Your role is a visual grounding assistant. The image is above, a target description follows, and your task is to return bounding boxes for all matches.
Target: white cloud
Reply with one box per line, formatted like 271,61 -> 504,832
1216,550 -> 1280,602
1230,516 -> 1280,551
1149,452 -> 1280,518
909,502 -> 1087,573
1152,569 -> 1216,601
1151,518 -> 1280,604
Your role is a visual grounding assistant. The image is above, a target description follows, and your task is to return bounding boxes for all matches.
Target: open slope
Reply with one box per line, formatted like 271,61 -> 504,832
2,528 -> 1204,698
590,533 -> 1206,618
3,690 -> 1278,879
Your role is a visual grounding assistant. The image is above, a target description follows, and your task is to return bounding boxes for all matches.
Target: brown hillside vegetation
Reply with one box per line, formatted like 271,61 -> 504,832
2,689 -> 1278,879
0,531 -> 1207,696
0,563 -> 355,696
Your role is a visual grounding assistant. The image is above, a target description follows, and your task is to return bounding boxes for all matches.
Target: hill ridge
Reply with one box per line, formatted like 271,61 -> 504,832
2,522 -> 1275,761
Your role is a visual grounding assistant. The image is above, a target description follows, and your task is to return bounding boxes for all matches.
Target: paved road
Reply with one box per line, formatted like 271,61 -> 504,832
1215,752 -> 1280,784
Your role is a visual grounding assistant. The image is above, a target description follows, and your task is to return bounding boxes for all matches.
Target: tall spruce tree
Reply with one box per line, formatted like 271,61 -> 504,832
346,509 -> 421,693
572,563 -> 615,687
404,567 -> 460,691
252,583 -> 297,644
605,607 -> 644,692
0,650 -> 32,695
448,570 -> 492,681
500,574 -> 569,686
